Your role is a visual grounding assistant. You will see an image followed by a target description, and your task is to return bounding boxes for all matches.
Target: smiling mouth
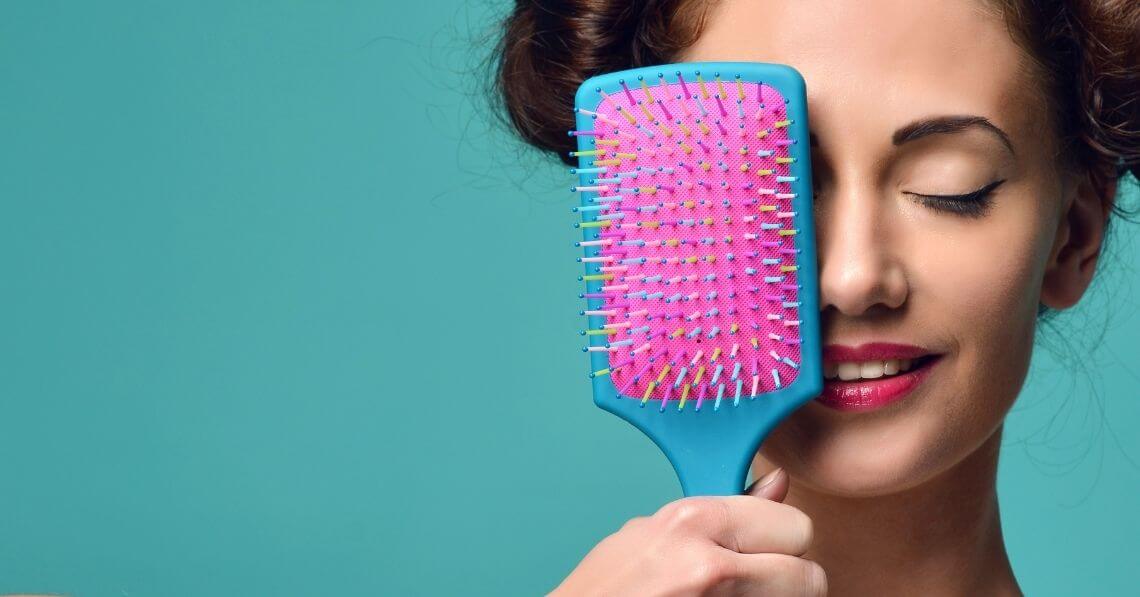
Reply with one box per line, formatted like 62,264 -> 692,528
815,345 -> 943,412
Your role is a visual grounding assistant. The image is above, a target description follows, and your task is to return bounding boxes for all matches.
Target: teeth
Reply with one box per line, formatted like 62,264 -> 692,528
837,362 -> 861,381
824,358 -> 923,381
860,361 -> 884,379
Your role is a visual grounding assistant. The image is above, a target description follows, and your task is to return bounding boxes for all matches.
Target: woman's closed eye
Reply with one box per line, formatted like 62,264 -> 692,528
905,179 -> 1007,218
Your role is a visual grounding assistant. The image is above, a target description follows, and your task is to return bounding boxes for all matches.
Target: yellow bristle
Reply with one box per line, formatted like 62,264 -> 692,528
640,79 -> 655,103
639,103 -> 656,122
642,381 -> 657,404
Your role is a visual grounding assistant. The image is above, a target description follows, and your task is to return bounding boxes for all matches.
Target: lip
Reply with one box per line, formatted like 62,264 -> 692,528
816,343 -> 941,412
821,342 -> 933,362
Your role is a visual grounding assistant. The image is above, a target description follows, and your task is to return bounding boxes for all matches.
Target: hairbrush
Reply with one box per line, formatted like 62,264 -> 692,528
569,62 -> 822,496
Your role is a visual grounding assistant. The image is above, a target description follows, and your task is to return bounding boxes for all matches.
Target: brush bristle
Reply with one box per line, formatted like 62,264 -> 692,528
574,69 -> 806,412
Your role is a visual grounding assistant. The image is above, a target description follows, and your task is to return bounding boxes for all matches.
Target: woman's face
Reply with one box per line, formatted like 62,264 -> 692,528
684,0 -> 1077,496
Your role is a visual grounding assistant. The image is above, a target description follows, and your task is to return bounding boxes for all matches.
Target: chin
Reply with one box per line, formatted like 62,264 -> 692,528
757,390 -> 989,498
762,420 -> 937,497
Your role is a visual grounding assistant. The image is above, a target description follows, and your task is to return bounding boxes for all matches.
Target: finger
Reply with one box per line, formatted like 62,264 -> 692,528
656,496 -> 813,556
748,467 -> 789,502
727,552 -> 828,596
716,496 -> 813,555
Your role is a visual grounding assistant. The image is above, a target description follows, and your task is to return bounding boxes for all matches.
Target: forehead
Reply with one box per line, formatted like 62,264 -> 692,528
683,0 -> 1041,149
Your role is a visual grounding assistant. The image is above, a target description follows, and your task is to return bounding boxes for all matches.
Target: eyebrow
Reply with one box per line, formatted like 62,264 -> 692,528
891,115 -> 1015,155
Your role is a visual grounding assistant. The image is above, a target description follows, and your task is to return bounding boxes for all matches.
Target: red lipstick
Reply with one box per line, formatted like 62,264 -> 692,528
816,343 -> 940,412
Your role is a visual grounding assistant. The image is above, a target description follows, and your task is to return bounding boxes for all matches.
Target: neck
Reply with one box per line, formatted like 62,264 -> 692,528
763,427 -> 1021,597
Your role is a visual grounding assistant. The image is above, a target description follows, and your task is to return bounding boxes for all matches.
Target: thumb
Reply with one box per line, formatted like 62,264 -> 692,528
747,467 -> 789,502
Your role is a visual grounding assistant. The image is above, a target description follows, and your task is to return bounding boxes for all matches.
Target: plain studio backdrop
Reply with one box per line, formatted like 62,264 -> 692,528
1,2 -> 1138,595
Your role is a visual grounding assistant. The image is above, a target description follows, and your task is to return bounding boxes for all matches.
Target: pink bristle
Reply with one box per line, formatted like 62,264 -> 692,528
618,81 -> 635,105
676,72 -> 691,97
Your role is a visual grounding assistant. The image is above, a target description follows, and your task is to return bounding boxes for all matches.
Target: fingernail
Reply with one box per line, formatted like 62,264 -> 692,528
757,467 -> 782,489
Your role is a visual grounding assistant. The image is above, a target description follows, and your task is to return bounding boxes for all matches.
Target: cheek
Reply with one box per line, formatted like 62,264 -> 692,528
759,192 -> 1058,496
909,196 -> 1050,464
923,186 -> 1061,381
913,196 -> 1049,364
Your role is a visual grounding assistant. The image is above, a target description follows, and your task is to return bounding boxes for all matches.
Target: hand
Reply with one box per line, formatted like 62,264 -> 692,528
549,468 -> 826,596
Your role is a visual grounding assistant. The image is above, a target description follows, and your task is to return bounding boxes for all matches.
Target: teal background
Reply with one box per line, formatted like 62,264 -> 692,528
0,2 -> 1137,595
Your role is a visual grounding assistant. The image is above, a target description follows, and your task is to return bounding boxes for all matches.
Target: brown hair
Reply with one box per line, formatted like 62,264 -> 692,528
492,0 -> 1139,212
493,0 -> 714,166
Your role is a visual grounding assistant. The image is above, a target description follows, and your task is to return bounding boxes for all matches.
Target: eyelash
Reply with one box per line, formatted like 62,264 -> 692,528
908,179 -> 1006,218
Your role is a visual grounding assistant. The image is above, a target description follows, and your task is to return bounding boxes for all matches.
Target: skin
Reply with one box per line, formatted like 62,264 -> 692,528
552,0 -> 1115,595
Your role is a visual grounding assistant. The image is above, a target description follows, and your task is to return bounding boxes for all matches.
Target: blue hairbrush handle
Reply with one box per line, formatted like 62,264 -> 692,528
595,372 -> 817,496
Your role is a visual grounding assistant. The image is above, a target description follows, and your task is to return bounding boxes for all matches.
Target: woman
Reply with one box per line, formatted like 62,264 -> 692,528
494,0 -> 1139,594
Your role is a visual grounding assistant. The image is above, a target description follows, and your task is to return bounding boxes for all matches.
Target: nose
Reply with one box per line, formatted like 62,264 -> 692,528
815,182 -> 909,317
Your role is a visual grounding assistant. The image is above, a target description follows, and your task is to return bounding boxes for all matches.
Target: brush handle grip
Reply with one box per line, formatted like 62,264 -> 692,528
643,404 -> 782,497
669,444 -> 754,496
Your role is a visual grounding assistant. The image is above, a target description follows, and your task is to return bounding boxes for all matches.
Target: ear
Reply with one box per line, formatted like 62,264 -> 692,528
1040,170 -> 1117,310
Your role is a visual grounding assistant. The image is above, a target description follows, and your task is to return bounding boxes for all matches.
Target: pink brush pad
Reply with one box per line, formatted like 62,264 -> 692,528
582,77 -> 803,402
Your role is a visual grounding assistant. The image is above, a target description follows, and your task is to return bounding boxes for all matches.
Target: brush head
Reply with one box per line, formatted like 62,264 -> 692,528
572,63 -> 820,413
